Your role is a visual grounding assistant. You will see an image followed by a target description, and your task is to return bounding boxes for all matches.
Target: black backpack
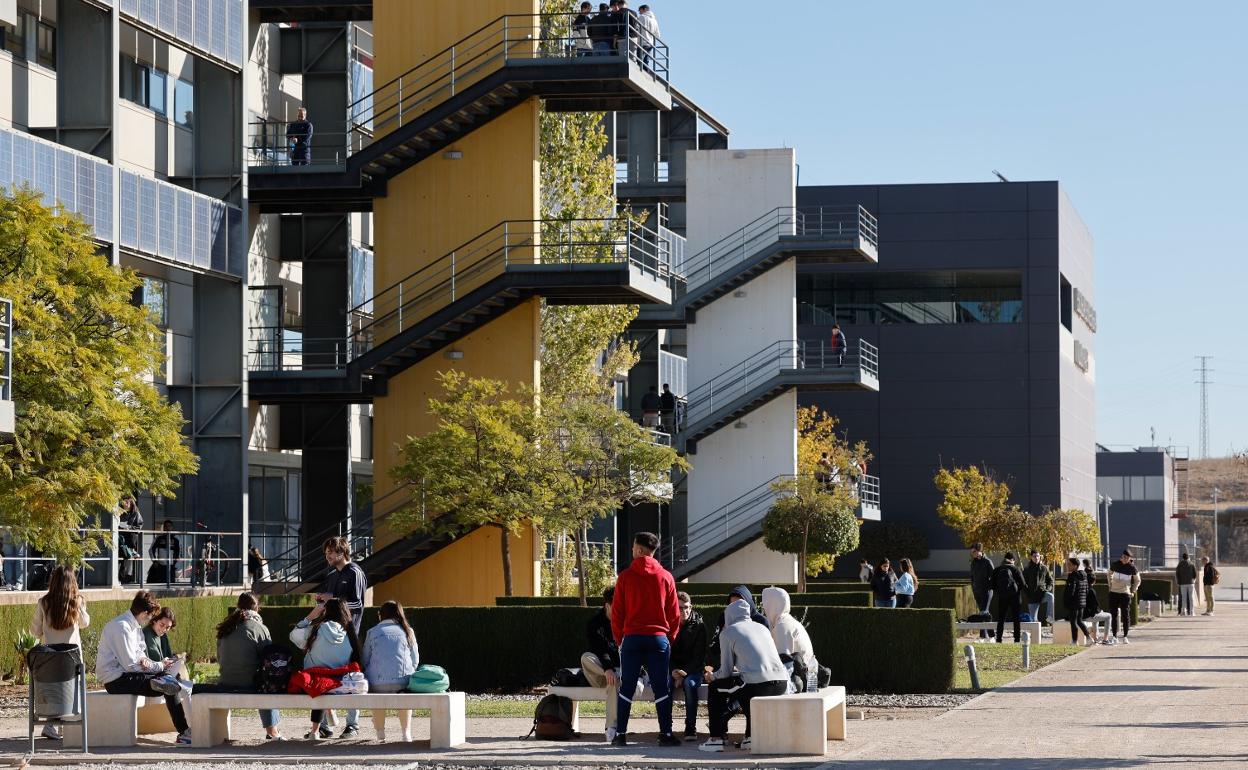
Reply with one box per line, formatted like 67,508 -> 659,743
549,667 -> 590,688
994,567 -> 1019,596
255,644 -> 295,694
529,694 -> 576,740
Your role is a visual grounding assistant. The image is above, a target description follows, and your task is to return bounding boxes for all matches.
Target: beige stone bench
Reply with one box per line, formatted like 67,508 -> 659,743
955,620 -> 1044,642
62,691 -> 175,748
189,692 -> 466,748
750,686 -> 847,755
548,683 -> 707,734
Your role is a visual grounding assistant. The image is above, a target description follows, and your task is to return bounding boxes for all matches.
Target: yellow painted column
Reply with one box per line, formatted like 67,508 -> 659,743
369,0 -> 544,607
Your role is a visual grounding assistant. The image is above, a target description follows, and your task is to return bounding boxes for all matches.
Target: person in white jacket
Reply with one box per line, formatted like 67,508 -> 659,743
96,591 -> 190,744
760,587 -> 819,691
31,566 -> 90,739
636,4 -> 660,66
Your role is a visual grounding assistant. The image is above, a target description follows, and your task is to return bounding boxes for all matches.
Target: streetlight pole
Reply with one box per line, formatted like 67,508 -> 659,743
1212,486 -> 1221,565
1098,494 -> 1113,569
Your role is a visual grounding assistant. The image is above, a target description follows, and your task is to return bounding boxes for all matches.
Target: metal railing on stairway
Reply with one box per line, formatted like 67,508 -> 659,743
681,206 -> 878,294
247,12 -> 670,169
247,217 -> 683,372
681,339 -> 879,429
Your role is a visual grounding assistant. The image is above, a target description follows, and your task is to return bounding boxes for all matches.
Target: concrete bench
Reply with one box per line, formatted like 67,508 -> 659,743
189,692 -> 466,748
549,683 -> 708,734
62,691 -> 175,748
1140,599 -> 1162,618
751,686 -> 847,755
1053,612 -> 1112,644
955,620 -> 1044,643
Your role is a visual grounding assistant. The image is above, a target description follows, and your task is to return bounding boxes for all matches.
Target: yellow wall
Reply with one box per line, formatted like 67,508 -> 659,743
369,0 -> 544,605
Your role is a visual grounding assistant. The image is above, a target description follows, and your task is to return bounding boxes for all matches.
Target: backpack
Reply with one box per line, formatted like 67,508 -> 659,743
1209,567 -> 1221,585
994,567 -> 1019,596
255,644 -> 295,694
529,693 -> 576,740
967,611 -> 993,623
407,664 -> 450,693
549,667 -> 590,688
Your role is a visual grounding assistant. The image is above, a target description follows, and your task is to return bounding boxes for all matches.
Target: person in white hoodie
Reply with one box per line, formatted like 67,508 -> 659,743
290,598 -> 360,740
760,587 -> 819,692
699,599 -> 789,753
362,601 -> 420,742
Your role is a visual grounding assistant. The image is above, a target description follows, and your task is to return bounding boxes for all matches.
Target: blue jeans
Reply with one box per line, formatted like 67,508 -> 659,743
874,598 -> 896,608
617,634 -> 672,736
675,672 -> 700,733
1028,592 -> 1055,624
593,40 -> 612,55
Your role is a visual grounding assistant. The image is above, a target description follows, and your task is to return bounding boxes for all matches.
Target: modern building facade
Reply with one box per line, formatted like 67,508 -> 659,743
796,182 -> 1097,573
1096,445 -> 1182,567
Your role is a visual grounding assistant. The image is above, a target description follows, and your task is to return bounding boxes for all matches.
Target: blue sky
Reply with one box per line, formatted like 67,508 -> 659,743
649,0 -> 1248,456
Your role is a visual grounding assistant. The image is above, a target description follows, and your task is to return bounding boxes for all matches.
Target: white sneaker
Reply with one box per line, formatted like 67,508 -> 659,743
699,737 -> 725,753
376,729 -> 386,742
1121,637 -> 1131,645
737,736 -> 752,750
605,726 -> 617,742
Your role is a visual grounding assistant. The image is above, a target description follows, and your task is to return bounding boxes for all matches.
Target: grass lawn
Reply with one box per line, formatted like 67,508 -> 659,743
953,642 -> 1083,692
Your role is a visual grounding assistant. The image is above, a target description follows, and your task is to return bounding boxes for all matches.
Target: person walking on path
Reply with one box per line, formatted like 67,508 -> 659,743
1064,557 -> 1095,646
871,559 -> 897,608
991,552 -> 1026,643
1023,549 -> 1055,625
286,107 -> 313,166
895,558 -> 918,608
1201,556 -> 1219,616
1107,550 -> 1141,644
610,531 -> 682,747
1175,553 -> 1197,616
970,543 -> 995,638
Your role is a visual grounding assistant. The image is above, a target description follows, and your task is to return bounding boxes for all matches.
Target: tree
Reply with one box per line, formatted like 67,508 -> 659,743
933,465 -> 1024,550
856,521 -> 931,564
542,398 -> 687,605
1027,507 -> 1101,566
762,475 -> 860,592
797,406 -> 872,478
389,371 -> 552,597
0,189 -> 197,563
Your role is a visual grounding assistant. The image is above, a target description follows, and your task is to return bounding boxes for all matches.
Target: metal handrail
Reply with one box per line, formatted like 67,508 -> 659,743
681,339 -> 879,428
247,217 -> 683,372
681,206 -> 878,294
247,12 -> 670,170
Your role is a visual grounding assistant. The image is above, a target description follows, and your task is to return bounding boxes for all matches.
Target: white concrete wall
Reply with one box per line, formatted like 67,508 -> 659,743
0,54 -> 56,129
684,148 -> 799,565
687,537 -> 798,586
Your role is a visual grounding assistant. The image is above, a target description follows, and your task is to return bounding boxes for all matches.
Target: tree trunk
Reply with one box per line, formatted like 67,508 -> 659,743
799,523 -> 809,594
575,524 -> 588,607
500,525 -> 514,597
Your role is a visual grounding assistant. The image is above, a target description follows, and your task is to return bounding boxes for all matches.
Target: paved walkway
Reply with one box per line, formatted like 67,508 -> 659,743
5,604 -> 1247,768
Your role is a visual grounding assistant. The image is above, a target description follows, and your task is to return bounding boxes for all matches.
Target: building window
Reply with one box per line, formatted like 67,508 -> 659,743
1059,274 -> 1073,332
34,19 -> 53,69
174,79 -> 194,128
248,465 -> 302,577
3,13 -> 55,69
134,276 -> 168,327
149,69 -> 167,115
797,270 -> 1024,326
121,57 -> 171,116
2,17 -> 23,58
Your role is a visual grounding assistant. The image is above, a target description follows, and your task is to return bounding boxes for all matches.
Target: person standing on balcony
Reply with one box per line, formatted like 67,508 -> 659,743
118,495 -> 143,584
659,383 -> 676,433
637,5 -> 660,67
612,0 -> 639,56
572,2 -> 595,56
640,385 -> 662,428
287,107 -> 313,167
830,323 -> 848,367
589,3 -> 613,54
147,520 -> 181,585
610,531 -> 681,748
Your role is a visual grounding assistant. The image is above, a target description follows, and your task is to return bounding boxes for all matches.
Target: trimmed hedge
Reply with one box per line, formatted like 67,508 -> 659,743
911,584 -> 977,620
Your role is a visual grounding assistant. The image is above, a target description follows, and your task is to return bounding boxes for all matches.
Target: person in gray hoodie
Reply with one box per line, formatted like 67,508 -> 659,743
698,599 -> 789,753
706,585 -> 768,666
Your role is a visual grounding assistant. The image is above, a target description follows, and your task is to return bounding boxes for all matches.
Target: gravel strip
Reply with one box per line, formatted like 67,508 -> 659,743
846,693 -> 974,709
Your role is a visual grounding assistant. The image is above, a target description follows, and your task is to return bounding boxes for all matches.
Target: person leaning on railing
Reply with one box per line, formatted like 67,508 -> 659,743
572,2 -> 595,56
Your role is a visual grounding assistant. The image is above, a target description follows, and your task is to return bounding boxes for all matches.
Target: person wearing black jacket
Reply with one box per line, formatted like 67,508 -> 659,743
581,586 -> 620,688
1022,550 -> 1054,625
969,543 -> 994,638
146,520 -> 181,584
1175,553 -> 1197,616
589,3 -> 613,54
990,552 -> 1026,643
871,560 -> 898,608
668,591 -> 708,740
1064,557 -> 1093,645
572,2 -> 594,56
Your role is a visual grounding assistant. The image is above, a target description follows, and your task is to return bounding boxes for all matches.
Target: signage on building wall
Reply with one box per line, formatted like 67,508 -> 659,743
1074,340 -> 1090,372
1074,287 -> 1097,333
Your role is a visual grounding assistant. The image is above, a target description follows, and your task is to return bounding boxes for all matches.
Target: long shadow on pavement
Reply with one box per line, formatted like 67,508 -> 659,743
999,684 -> 1211,693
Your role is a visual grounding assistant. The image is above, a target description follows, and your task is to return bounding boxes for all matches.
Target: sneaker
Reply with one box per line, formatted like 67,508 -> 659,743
684,729 -> 698,742
658,733 -> 681,747
150,678 -> 182,697
605,726 -> 617,742
318,724 -> 333,739
176,730 -> 193,746
737,736 -> 752,749
265,733 -> 286,741
41,724 -> 62,740
304,729 -> 322,741
610,734 -> 628,747
699,737 -> 725,753
1121,637 -> 1130,645
339,724 -> 359,739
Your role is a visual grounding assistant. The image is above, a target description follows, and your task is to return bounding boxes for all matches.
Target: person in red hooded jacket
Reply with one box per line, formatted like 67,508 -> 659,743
610,531 -> 682,747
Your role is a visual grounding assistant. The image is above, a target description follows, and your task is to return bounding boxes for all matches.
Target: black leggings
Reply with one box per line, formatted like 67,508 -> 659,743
707,678 -> 788,738
1068,608 -> 1090,641
104,672 -> 189,734
1109,592 -> 1131,637
896,594 -> 914,608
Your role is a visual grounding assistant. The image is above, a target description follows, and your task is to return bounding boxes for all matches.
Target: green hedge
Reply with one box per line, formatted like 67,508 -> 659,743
1139,577 -> 1172,604
911,584 -> 977,619
498,591 -> 873,609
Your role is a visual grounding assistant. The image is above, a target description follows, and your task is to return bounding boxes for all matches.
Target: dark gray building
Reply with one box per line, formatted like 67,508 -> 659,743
1096,446 -> 1181,567
795,182 -> 1097,574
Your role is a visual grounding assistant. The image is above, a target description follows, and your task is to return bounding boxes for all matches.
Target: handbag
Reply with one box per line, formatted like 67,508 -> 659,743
407,664 -> 450,693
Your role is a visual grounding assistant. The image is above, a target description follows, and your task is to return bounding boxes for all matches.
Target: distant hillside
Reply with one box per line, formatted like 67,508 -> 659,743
1187,456 -> 1248,509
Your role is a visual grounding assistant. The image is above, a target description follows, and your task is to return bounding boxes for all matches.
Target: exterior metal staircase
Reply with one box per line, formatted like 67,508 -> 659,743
248,218 -> 681,404
249,12 -> 673,212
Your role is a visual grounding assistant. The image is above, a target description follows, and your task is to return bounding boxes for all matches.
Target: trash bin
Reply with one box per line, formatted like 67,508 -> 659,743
28,643 -> 87,753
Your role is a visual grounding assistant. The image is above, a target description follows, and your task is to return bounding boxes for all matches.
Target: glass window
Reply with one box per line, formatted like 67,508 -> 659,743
120,57 -> 148,106
136,276 -> 167,326
149,69 -> 167,115
1129,476 -> 1145,501
797,270 -> 1024,326
174,79 -> 194,128
1096,476 -> 1124,500
1144,476 -> 1164,501
2,16 -> 24,58
35,21 -> 53,69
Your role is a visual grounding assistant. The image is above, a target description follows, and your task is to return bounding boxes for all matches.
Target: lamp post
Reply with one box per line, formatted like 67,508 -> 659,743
1098,494 -> 1113,569
1212,486 -> 1221,565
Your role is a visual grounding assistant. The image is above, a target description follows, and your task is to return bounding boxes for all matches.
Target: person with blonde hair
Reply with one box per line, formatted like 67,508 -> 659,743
31,565 -> 90,739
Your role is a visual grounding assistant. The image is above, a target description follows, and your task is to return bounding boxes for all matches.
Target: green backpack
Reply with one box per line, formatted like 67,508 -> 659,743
407,664 -> 450,693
